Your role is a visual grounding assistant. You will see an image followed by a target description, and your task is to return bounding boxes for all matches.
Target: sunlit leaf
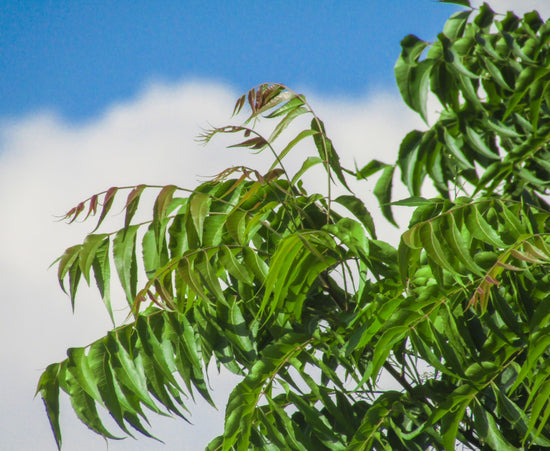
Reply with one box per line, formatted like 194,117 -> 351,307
113,224 -> 140,306
373,164 -> 397,226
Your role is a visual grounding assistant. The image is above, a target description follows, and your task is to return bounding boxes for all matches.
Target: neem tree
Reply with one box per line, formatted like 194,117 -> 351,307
37,1 -> 550,449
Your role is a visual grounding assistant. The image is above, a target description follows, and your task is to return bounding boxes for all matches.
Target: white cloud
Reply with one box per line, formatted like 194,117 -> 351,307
0,81 -> 421,450
472,0 -> 550,18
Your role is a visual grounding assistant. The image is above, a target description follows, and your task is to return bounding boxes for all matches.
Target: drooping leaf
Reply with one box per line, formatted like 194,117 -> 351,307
93,187 -> 118,232
36,363 -> 63,450
395,48 -> 434,123
57,245 -> 82,295
311,118 -> 351,191
79,234 -> 109,285
91,237 -> 114,324
373,164 -> 397,226
124,184 -> 146,230
113,224 -> 140,306
335,195 -> 376,239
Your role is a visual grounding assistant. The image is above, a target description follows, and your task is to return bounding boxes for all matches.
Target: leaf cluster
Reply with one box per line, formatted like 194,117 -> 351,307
394,3 -> 550,209
37,3 -> 550,450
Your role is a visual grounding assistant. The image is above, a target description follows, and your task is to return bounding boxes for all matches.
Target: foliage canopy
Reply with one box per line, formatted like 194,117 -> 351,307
38,1 -> 550,449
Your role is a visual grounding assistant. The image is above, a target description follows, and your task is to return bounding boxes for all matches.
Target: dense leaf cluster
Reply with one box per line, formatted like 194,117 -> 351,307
37,2 -> 550,450
395,3 -> 550,206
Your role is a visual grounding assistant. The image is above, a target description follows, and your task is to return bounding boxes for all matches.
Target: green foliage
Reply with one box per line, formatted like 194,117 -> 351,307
37,3 -> 550,450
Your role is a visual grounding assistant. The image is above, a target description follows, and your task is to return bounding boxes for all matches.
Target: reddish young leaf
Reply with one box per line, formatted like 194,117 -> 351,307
92,187 -> 118,232
67,202 -> 85,224
232,94 -> 246,116
84,195 -> 99,221
228,136 -> 268,151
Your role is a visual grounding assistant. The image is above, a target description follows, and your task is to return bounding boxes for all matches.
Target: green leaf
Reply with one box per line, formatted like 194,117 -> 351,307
475,33 -> 502,61
65,255 -> 82,312
136,316 -> 181,390
57,245 -> 82,295
106,330 -> 159,413
264,94 -> 305,119
457,73 -> 483,108
142,224 -> 161,279
443,128 -> 474,169
335,195 -> 376,239
265,395 -> 309,451
268,105 -> 308,143
391,196 -> 435,207
124,184 -> 146,230
474,3 -> 494,30
441,37 -> 478,80
189,192 -> 210,244
505,67 -> 550,119
526,379 -> 550,443
399,35 -> 429,64
398,130 -> 424,194
465,127 -> 499,160
419,222 -> 455,274
226,209 -> 247,245
349,391 -> 402,450
439,0 -> 470,6
395,57 -> 434,123
465,205 -> 506,248
430,384 -> 476,450
311,118 -> 350,191
482,57 -> 512,90
356,159 -> 388,179
63,371 -> 121,442
261,232 -> 336,320
529,79 -> 550,133
242,247 -> 268,281
511,328 -> 550,393
84,341 -> 134,436
66,347 -> 104,403
113,224 -> 140,306
373,165 -> 397,226
482,117 -> 521,138
270,129 -> 317,171
224,298 -> 257,360
79,234 -> 109,285
443,10 -> 471,40
443,213 -> 483,275
442,402 -> 469,450
36,363 -> 63,450
371,324 -> 412,379
503,31 -> 536,64
170,313 -> 214,406
92,237 -> 114,324
153,185 -> 177,242
220,246 -> 253,285
222,333 -> 310,451
195,251 -> 225,304
291,156 -> 323,185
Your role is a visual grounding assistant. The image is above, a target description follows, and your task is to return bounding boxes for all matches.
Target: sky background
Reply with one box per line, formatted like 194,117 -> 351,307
1,1 -> 549,450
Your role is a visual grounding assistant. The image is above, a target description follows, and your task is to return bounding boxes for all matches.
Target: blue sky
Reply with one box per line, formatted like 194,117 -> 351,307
2,1 -> 549,450
2,1 -> 462,121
